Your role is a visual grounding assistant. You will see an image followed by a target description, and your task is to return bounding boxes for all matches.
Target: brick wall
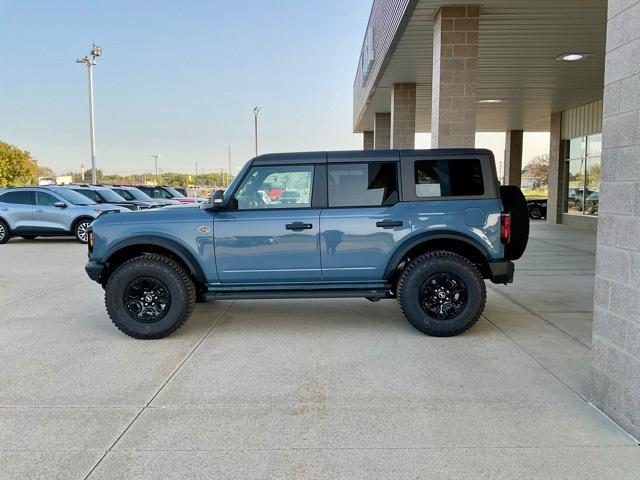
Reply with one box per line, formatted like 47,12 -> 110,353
391,83 -> 416,149
591,0 -> 640,439
431,6 -> 478,148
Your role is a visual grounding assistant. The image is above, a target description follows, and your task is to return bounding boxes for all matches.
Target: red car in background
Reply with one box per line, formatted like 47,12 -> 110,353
264,181 -> 286,201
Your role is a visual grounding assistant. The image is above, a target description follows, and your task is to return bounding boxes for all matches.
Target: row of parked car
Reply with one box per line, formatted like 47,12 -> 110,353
0,184 -> 199,244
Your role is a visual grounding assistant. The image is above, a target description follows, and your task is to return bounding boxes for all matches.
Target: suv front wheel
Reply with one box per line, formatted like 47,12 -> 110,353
105,254 -> 196,339
397,251 -> 486,336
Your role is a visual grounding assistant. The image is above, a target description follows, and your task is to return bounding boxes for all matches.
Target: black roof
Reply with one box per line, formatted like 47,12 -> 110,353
252,148 -> 493,165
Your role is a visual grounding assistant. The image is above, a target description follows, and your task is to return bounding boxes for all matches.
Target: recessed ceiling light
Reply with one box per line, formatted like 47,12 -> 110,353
478,99 -> 502,104
555,53 -> 592,62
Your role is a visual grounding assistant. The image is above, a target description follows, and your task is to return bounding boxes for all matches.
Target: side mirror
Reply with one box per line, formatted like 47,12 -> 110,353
53,202 -> 67,208
203,189 -> 225,210
211,189 -> 225,205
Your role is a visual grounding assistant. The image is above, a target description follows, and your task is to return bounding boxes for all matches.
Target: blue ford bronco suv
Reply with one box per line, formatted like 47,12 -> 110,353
85,149 -> 529,339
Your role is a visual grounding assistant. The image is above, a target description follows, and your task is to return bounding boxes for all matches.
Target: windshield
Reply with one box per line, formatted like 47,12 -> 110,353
164,187 -> 184,198
96,188 -> 127,202
224,160 -> 251,202
51,188 -> 97,205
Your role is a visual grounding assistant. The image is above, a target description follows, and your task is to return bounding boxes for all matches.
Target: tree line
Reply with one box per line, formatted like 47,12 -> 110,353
0,141 -> 232,188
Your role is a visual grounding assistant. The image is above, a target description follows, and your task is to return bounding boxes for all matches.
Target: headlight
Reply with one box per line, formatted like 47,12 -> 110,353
95,209 -> 104,215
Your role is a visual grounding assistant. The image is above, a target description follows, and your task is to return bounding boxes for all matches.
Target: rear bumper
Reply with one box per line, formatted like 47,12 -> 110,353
85,260 -> 105,283
488,260 -> 514,284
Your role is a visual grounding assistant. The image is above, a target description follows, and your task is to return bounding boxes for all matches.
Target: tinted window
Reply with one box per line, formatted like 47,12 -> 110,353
414,159 -> 484,197
0,191 -> 34,205
36,192 -> 59,206
75,188 -> 103,202
95,188 -> 126,202
51,188 -> 97,205
113,188 -> 134,200
235,165 -> 313,209
328,162 -> 398,207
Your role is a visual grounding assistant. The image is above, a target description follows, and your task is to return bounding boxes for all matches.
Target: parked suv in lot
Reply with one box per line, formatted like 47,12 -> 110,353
86,149 -> 529,339
63,184 -> 156,211
0,186 -> 127,244
134,185 -> 195,204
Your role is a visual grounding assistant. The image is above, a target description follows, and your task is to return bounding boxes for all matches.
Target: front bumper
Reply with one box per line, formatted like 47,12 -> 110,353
85,260 -> 105,283
488,260 -> 514,284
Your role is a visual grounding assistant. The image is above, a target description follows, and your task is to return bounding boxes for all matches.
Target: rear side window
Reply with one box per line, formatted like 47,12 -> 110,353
328,162 -> 398,207
415,159 -> 484,197
0,191 -> 34,205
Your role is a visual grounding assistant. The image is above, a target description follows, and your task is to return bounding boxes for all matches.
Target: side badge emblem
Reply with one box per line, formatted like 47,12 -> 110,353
197,225 -> 211,233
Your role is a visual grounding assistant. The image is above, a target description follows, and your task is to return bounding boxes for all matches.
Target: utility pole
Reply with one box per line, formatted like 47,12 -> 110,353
194,160 -> 199,177
80,164 -> 85,182
76,43 -> 102,184
227,145 -> 232,187
253,106 -> 261,157
152,154 -> 160,185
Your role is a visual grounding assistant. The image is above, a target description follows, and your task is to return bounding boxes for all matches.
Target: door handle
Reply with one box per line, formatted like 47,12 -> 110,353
35,209 -> 43,213
285,222 -> 313,231
376,220 -> 403,228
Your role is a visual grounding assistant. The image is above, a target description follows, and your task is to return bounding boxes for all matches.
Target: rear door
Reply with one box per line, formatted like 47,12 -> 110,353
320,153 -> 411,281
0,190 -> 35,230
214,162 -> 322,284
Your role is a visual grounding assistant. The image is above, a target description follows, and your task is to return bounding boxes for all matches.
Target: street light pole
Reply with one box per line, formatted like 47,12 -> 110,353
152,154 -> 160,184
227,145 -> 232,186
253,106 -> 261,157
76,44 -> 102,184
194,160 -> 198,177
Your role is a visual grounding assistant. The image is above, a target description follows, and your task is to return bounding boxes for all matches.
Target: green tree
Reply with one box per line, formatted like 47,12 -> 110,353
0,141 -> 39,187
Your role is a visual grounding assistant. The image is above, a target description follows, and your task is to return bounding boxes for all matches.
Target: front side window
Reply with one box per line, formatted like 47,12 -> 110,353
234,165 -> 313,209
36,192 -> 59,206
75,188 -> 103,203
0,191 -> 34,205
328,162 -> 398,207
113,188 -> 134,200
414,159 -> 484,197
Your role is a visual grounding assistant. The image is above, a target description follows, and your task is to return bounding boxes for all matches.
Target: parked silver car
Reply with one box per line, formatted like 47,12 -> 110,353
0,186 -> 127,244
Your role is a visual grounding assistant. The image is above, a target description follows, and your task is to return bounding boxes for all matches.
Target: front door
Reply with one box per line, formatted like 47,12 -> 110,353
34,191 -> 70,233
320,161 -> 411,281
214,164 -> 321,285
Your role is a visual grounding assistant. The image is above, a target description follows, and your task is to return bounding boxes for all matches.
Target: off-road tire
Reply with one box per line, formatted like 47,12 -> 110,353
105,254 -> 196,339
20,235 -> 37,240
499,185 -> 529,260
0,219 -> 10,244
397,251 -> 486,336
73,218 -> 92,244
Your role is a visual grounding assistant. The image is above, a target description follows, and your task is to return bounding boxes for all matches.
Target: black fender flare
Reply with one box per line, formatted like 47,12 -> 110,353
383,230 -> 490,279
102,235 -> 207,284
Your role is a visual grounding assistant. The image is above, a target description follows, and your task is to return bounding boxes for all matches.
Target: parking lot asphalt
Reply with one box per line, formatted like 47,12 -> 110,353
1,223 -> 638,479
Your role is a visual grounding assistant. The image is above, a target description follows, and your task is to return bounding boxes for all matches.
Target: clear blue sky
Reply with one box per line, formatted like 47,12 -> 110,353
0,0 -> 547,177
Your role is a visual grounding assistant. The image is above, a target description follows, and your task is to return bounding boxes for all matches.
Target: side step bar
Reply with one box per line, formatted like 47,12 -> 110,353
202,288 -> 393,301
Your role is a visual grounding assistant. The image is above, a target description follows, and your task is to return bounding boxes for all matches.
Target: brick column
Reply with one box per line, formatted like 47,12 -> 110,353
546,112 -> 566,224
363,131 -> 374,150
374,112 -> 391,149
591,0 -> 640,439
431,6 -> 478,148
504,130 -> 523,186
391,83 -> 416,149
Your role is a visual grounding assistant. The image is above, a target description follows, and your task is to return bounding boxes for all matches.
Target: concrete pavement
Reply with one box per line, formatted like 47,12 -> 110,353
0,224 -> 638,479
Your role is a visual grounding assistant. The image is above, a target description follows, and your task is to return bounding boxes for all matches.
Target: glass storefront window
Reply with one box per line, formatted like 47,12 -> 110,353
565,133 -> 601,217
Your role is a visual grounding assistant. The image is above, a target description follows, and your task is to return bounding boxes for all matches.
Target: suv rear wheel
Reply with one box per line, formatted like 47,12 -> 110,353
105,254 -> 196,339
0,220 -> 10,244
397,251 -> 486,336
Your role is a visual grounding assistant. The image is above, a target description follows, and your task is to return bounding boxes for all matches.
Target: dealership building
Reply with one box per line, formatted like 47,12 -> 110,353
353,0 -> 640,437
